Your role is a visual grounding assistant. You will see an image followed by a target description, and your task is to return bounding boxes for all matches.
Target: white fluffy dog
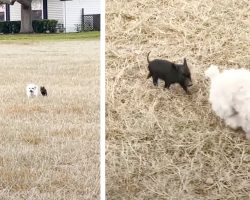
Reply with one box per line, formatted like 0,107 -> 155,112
205,65 -> 250,140
26,83 -> 39,98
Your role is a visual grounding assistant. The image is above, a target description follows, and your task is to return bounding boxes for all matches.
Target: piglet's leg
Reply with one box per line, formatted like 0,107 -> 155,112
153,76 -> 158,86
164,82 -> 170,89
179,83 -> 191,95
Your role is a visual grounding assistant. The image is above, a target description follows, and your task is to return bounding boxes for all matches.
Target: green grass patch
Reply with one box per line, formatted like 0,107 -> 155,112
0,31 -> 100,41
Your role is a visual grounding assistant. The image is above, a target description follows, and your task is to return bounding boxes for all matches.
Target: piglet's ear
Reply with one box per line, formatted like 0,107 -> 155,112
183,58 -> 187,66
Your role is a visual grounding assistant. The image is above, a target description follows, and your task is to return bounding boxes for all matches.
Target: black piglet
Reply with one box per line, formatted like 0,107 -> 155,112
40,86 -> 47,96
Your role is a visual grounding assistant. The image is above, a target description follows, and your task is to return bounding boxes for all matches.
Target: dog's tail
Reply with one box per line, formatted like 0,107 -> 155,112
205,64 -> 220,80
147,51 -> 151,63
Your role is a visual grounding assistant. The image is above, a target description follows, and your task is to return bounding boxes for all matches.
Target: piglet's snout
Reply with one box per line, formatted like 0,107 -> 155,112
186,79 -> 193,87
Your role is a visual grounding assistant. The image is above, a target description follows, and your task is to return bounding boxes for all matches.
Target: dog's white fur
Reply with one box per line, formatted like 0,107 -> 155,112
26,83 -> 39,98
205,65 -> 250,140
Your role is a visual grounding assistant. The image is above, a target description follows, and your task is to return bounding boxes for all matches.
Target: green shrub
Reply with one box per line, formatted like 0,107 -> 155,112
0,20 -> 58,34
32,19 -> 58,33
32,20 -> 44,33
0,21 -> 21,33
47,20 -> 58,33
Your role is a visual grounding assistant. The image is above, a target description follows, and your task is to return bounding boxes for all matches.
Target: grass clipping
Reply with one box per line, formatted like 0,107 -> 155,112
106,0 -> 250,199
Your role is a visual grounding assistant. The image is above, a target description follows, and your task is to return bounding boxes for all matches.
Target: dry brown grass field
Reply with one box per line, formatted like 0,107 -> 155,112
0,39 -> 99,199
106,0 -> 250,199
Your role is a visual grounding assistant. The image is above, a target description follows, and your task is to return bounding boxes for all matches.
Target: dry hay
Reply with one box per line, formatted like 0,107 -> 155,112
0,40 -> 99,199
106,0 -> 250,199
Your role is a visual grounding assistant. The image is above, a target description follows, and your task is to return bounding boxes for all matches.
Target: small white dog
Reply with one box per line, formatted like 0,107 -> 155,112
205,65 -> 250,140
26,83 -> 39,98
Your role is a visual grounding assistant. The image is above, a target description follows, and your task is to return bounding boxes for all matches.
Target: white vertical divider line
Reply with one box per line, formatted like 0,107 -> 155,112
100,0 -> 106,199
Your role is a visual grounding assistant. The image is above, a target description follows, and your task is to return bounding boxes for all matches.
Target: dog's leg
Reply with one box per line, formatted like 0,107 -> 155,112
225,115 -> 241,130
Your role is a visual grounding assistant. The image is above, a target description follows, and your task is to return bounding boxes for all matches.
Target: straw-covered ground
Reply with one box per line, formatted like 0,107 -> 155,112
0,39 -> 99,199
106,0 -> 250,199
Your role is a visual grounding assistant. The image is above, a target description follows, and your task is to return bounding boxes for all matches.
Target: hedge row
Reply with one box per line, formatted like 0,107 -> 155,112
0,20 -> 58,34
33,20 -> 58,33
0,21 -> 20,33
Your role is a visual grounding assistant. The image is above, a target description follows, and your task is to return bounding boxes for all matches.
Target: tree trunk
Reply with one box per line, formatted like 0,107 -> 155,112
0,0 -> 34,33
20,0 -> 33,33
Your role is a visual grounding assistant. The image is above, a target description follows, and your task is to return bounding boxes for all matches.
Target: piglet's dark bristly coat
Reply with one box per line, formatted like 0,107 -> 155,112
147,52 -> 192,94
40,86 -> 47,96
